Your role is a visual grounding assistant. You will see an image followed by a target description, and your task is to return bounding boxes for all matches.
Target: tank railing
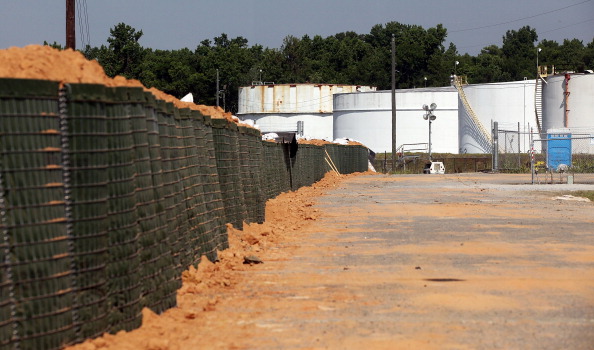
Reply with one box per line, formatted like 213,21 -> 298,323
397,143 -> 428,156
396,143 -> 428,170
453,76 -> 492,143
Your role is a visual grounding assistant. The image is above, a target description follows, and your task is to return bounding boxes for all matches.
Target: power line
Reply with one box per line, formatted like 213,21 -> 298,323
540,17 -> 594,35
455,17 -> 594,51
450,0 -> 592,33
75,0 -> 90,49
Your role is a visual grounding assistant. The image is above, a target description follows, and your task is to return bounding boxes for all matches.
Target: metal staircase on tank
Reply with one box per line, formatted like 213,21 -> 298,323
534,66 -> 550,134
453,76 -> 492,143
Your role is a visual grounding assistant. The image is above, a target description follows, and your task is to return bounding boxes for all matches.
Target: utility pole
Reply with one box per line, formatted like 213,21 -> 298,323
216,69 -> 220,108
391,34 -> 397,172
66,0 -> 76,49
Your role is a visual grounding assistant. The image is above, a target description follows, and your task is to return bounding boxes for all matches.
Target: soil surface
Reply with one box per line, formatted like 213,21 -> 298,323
65,173 -> 594,350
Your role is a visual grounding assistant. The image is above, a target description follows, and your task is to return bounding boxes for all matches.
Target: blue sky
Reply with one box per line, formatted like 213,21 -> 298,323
1,0 -> 592,55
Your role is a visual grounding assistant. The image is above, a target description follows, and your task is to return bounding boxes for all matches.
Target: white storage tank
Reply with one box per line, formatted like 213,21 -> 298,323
237,84 -> 375,140
460,79 -> 537,153
542,73 -> 594,154
542,73 -> 594,130
333,87 -> 459,153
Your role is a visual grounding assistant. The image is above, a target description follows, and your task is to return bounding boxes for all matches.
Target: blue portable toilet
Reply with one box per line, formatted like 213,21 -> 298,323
547,133 -> 572,170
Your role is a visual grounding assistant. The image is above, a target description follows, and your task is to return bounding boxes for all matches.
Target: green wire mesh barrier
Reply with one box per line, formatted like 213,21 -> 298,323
0,79 -> 76,350
142,93 -> 177,314
200,115 -> 229,251
178,109 -> 214,264
211,119 -> 247,230
190,112 -> 227,259
155,102 -> 186,289
103,87 -> 143,333
238,127 -> 263,224
245,128 -> 265,224
0,77 -> 369,349
259,141 -> 291,201
64,83 -> 111,342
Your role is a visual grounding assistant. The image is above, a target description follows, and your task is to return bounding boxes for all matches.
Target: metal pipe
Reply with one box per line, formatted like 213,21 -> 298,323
564,73 -> 571,127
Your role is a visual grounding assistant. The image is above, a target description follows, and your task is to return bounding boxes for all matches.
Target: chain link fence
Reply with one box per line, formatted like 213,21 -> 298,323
493,122 -> 594,172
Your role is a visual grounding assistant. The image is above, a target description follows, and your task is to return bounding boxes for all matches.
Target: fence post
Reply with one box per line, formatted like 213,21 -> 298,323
517,122 -> 521,169
493,122 -> 499,171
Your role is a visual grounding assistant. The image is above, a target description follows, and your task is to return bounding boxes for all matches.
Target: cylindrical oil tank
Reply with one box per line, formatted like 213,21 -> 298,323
333,87 -> 459,153
542,73 -> 594,131
237,84 -> 375,140
460,80 -> 537,153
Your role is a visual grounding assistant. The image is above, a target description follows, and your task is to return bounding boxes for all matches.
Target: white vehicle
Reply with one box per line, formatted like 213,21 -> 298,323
423,161 -> 445,174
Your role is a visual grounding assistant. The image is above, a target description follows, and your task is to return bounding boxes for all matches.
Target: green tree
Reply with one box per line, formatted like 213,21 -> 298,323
501,26 -> 538,80
467,45 -> 507,83
86,23 -> 146,78
43,41 -> 64,50
585,38 -> 594,71
559,39 -> 586,72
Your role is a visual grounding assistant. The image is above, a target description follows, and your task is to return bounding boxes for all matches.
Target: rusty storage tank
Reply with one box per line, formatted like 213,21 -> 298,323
237,83 -> 376,140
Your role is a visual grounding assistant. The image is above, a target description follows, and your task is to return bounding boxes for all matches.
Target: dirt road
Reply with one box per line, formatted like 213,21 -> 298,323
70,173 -> 594,350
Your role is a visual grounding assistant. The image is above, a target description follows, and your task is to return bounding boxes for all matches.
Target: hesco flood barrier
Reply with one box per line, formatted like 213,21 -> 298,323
0,78 -> 369,349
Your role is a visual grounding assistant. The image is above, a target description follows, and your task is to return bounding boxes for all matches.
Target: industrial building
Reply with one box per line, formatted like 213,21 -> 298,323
237,72 -> 594,155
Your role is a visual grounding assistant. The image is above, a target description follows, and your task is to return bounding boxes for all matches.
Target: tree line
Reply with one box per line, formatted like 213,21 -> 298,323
49,22 -> 594,114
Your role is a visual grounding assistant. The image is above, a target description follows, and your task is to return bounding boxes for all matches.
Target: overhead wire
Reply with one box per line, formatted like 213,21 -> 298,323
75,0 -> 91,49
540,18 -> 594,35
450,0 -> 592,33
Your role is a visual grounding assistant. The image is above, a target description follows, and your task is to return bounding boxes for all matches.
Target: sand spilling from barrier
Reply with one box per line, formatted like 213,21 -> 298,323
63,171 -> 371,350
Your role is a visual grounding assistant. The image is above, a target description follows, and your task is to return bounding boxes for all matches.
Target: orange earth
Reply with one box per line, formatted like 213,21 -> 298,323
63,171 -> 358,350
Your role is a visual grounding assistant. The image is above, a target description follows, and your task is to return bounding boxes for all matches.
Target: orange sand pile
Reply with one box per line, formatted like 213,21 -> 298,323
146,88 -> 234,121
0,45 -> 143,87
299,138 -> 367,148
298,139 -> 333,146
0,45 -> 236,122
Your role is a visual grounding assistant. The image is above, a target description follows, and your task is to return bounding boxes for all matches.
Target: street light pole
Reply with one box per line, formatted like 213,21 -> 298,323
391,34 -> 397,172
428,117 -> 433,160
422,103 -> 437,162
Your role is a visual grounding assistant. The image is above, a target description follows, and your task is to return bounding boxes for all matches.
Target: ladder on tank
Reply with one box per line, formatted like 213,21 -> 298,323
534,67 -> 546,134
453,76 -> 492,143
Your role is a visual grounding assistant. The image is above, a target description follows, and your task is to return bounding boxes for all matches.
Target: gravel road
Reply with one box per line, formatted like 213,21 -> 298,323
236,173 -> 594,349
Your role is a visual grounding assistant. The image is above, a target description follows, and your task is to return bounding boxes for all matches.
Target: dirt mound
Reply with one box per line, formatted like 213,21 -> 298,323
0,45 -> 143,87
298,139 -> 333,146
0,45 -> 240,124
146,87 -> 234,121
